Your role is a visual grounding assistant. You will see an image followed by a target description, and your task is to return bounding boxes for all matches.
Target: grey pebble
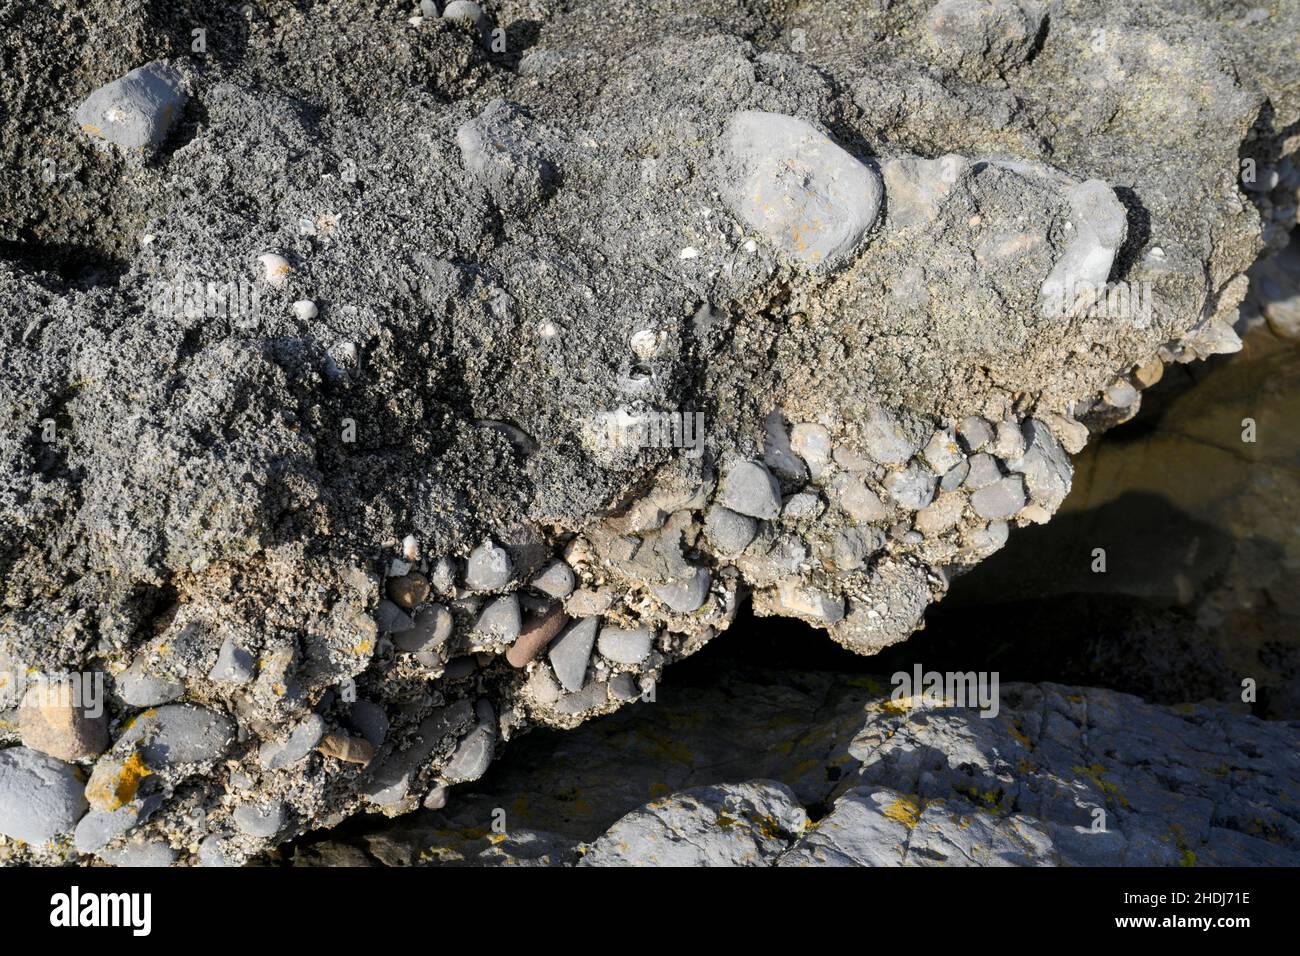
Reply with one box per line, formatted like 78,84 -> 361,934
863,407 -> 920,465
704,504 -> 757,555
233,799 -> 286,838
347,700 -> 390,748
208,637 -> 255,684
465,538 -> 513,591
963,453 -> 1002,489
116,659 -> 184,707
0,746 -> 89,844
548,618 -> 599,692
259,714 -> 326,771
763,412 -> 809,480
99,837 -> 178,868
610,672 -> 641,702
719,111 -> 881,270
718,459 -> 782,520
790,423 -> 832,478
75,61 -> 187,152
940,459 -> 970,492
957,416 -> 993,452
834,474 -> 888,524
125,704 -> 234,767
597,626 -> 654,664
474,594 -> 522,642
970,475 -> 1027,519
652,566 -> 712,614
395,603 -> 454,653
884,463 -> 937,510
530,560 -> 575,599
375,599 -> 414,634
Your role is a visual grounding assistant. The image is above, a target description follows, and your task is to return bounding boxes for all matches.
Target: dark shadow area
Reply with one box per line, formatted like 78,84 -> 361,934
0,237 -> 128,288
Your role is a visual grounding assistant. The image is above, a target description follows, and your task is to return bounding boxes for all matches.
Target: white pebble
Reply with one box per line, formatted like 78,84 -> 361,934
291,299 -> 318,321
259,253 -> 292,289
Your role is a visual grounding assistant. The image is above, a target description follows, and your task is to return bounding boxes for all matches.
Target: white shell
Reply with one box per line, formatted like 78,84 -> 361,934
291,299 -> 318,321
402,534 -> 421,562
259,253 -> 292,288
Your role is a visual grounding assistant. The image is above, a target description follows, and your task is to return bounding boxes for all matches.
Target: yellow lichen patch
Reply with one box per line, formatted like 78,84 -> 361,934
1008,722 -> 1033,749
351,637 -> 373,656
88,751 -> 152,811
1072,763 -> 1129,807
881,696 -> 914,715
883,796 -> 921,829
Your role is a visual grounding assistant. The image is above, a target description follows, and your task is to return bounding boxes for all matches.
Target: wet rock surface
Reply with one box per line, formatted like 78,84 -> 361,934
1,0 -> 1298,864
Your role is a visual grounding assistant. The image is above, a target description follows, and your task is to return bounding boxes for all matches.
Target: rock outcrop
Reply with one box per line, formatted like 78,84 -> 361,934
1,0 -> 1297,863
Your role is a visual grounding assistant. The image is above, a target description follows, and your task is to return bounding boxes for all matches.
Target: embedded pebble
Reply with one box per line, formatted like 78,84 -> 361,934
763,412 -> 809,480
233,799 -> 286,838
718,459 -> 782,520
704,504 -> 758,555
423,784 -> 449,810
970,475 -> 1027,519
921,429 -> 965,474
790,423 -> 832,477
862,407 -> 920,465
442,702 -> 496,784
597,626 -> 654,664
259,714 -> 326,770
1039,179 -> 1128,313
291,299 -> 318,321
395,603 -> 454,654
116,659 -> 184,707
347,700 -> 389,748
566,587 -> 614,616
75,806 -> 141,853
317,732 -> 375,765
443,0 -> 488,30
834,474 -> 889,524
99,836 -> 178,868
197,835 -> 239,868
957,416 -> 994,452
776,579 -> 845,625
1006,419 -> 1073,513
782,492 -> 822,521
884,463 -> 937,510
442,656 -> 478,679
963,453 -> 1002,489
123,704 -> 235,767
387,572 -> 431,610
991,420 -> 1027,459
208,637 -> 255,684
0,746 -> 89,844
430,556 -> 458,594
506,604 -> 570,667
915,492 -> 966,536
610,672 -> 641,702
74,60 -> 187,152
530,560 -> 575,599
375,599 -> 414,634
465,538 -> 513,590
19,680 -> 110,762
652,566 -> 712,613
940,459 -> 970,492
548,618 -> 599,692
258,253 -> 292,289
475,594 -> 522,642
718,110 -> 883,270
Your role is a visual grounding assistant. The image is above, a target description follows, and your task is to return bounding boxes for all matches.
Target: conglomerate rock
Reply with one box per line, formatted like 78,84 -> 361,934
1,0 -> 1297,863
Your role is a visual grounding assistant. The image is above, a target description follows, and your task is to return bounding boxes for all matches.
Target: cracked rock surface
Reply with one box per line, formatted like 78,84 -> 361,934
1,0 -> 1298,863
286,666 -> 1300,867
